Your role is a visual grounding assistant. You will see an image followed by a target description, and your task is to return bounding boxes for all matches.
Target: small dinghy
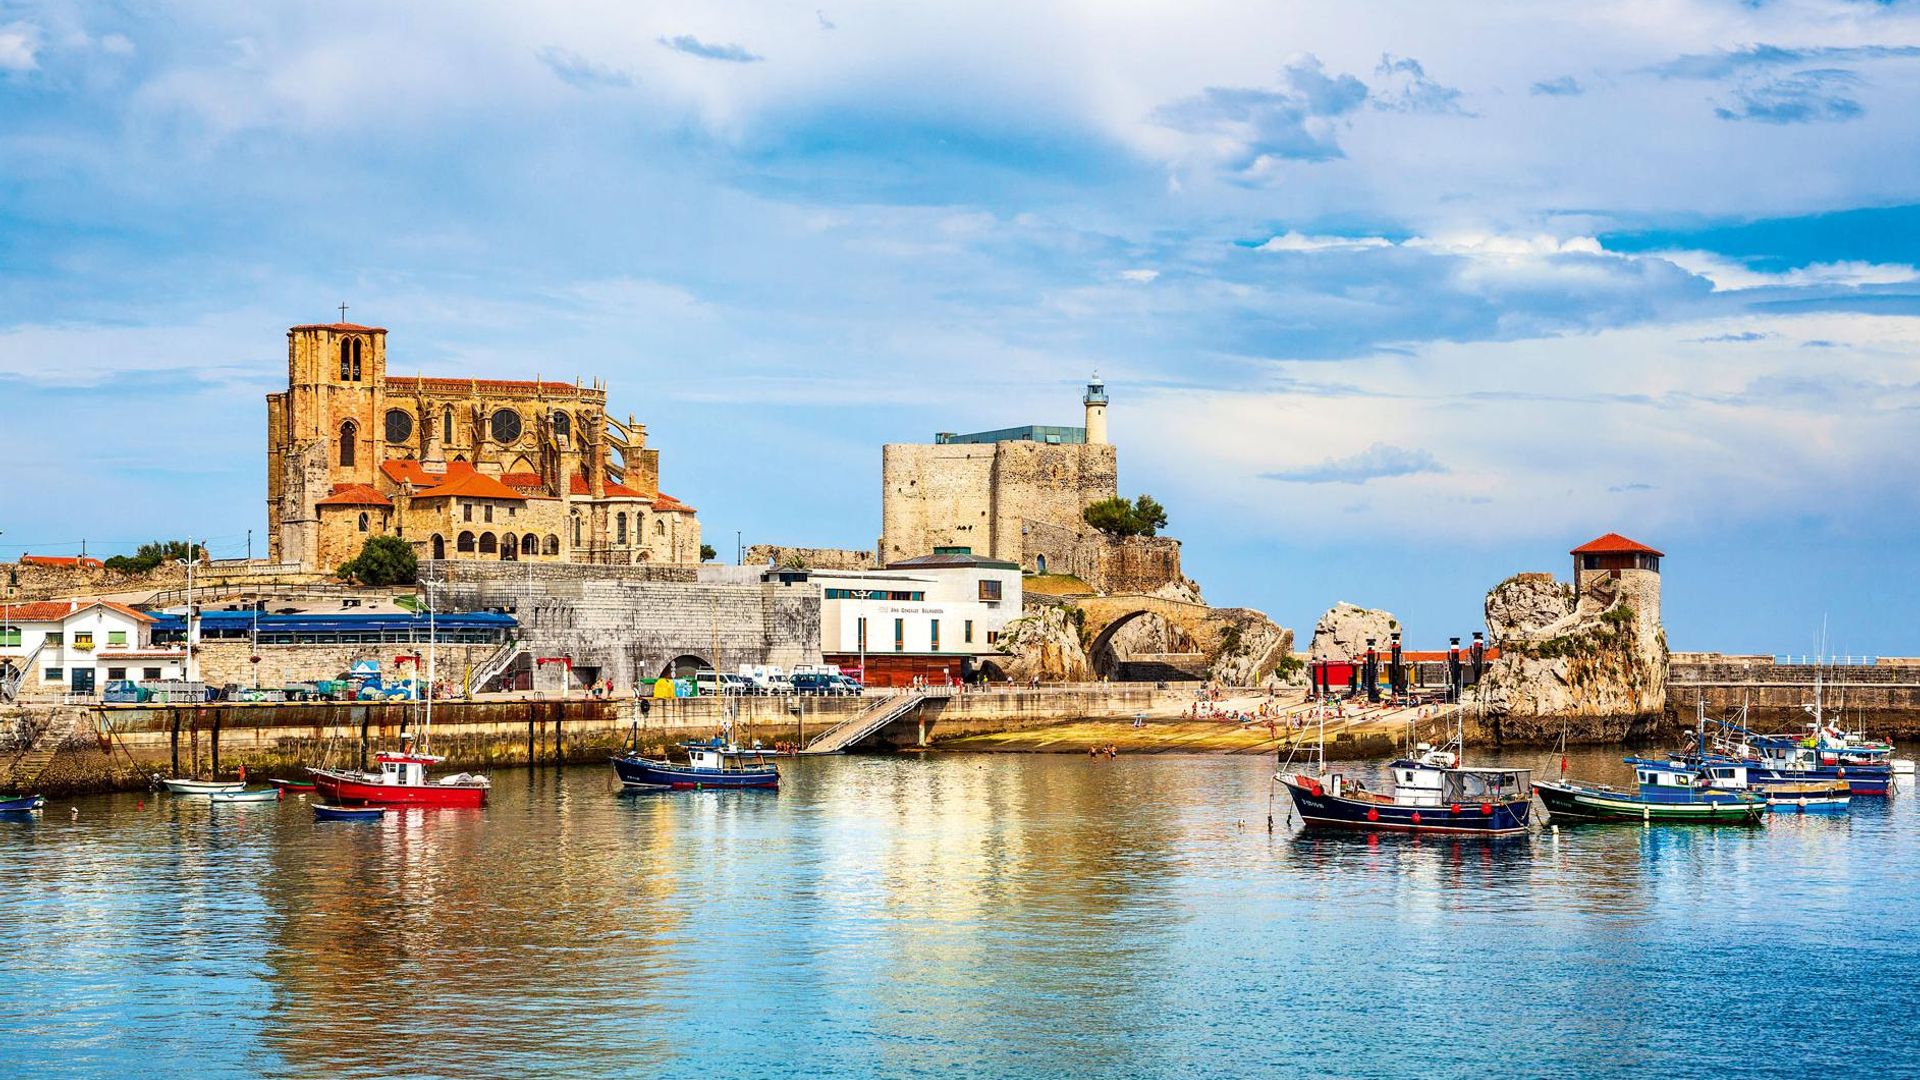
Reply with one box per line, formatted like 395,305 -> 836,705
208,788 -> 282,804
0,794 -> 45,813
163,779 -> 246,796
267,778 -> 317,793
312,803 -> 386,821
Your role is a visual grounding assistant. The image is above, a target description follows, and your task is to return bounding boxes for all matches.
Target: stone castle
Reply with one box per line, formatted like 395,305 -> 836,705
878,376 -> 1181,593
266,320 -> 699,573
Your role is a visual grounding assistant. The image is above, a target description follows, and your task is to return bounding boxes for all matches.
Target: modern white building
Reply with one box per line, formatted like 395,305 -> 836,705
767,550 -> 1023,687
0,600 -> 184,700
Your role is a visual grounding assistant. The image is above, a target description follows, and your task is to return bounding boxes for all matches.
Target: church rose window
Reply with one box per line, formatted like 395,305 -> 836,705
385,409 -> 413,444
490,409 -> 522,443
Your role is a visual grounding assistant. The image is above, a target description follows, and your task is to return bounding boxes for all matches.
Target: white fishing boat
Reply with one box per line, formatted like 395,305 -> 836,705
208,789 -> 282,804
163,778 -> 246,796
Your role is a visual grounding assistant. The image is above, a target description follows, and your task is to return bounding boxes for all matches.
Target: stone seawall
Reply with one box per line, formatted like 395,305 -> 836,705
1666,660 -> 1920,736
4,687 -> 1193,795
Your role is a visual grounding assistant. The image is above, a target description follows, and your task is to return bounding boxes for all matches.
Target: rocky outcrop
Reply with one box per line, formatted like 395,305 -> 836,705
1307,603 -> 1399,661
1478,571 -> 1667,742
1206,610 -> 1297,687
1485,573 -> 1575,639
997,604 -> 1094,683
1102,580 -> 1206,657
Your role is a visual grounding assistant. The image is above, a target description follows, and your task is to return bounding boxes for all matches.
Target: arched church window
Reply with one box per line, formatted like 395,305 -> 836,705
339,340 -> 352,380
544,534 -> 559,556
358,512 -> 369,532
456,531 -> 475,553
442,406 -> 455,443
521,533 -> 538,556
385,409 -> 413,444
571,515 -> 582,547
339,421 -> 357,468
478,532 -> 497,554
616,513 -> 627,545
350,338 -> 363,381
553,411 -> 571,440
490,409 -> 522,443
432,534 -> 446,560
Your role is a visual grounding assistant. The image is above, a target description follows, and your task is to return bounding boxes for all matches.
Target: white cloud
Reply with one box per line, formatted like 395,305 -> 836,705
1651,250 -> 1918,291
1119,268 -> 1159,283
1258,231 -> 1393,253
0,21 -> 39,72
1125,312 -> 1920,544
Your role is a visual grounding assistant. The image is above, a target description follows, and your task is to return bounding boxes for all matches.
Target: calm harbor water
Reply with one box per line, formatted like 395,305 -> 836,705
2,746 -> 1916,1079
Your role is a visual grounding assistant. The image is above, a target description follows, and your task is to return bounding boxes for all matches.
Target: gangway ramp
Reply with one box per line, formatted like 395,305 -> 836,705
800,692 -> 929,755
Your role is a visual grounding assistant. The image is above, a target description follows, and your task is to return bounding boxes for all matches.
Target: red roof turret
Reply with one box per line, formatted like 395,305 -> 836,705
1570,533 -> 1663,557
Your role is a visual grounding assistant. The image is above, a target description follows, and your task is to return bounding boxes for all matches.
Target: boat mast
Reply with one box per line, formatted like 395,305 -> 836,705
424,576 -> 435,754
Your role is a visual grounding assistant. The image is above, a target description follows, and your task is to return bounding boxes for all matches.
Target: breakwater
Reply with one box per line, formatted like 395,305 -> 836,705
4,686 -> 1192,795
1665,659 -> 1920,735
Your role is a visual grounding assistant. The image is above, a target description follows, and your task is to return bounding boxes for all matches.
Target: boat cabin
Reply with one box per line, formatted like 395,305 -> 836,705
374,751 -> 444,786
679,739 -> 775,773
1386,757 -> 1531,806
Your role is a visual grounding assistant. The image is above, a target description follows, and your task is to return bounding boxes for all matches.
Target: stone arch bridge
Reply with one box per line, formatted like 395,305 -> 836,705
1073,594 -> 1227,661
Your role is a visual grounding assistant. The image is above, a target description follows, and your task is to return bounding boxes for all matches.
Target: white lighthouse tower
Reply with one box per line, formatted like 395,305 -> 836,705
1083,372 -> 1108,446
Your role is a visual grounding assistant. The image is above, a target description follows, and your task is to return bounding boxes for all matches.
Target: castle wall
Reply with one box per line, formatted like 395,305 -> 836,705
880,440 -> 1117,566
744,545 -> 880,571
432,567 -> 820,687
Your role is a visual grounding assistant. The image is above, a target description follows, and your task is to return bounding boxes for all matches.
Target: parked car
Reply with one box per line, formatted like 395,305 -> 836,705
829,675 -> 865,696
759,674 -> 795,695
793,673 -> 859,696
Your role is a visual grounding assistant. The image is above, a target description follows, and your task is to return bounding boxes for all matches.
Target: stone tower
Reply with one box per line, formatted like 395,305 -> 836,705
267,321 -> 390,566
1570,532 -> 1662,628
1083,373 -> 1109,446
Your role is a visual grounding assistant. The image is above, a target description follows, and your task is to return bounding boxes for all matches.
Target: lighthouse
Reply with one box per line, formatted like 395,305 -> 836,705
1083,372 -> 1108,446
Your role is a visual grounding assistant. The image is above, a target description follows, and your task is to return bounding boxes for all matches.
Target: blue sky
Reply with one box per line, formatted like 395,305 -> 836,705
3,1 -> 1919,655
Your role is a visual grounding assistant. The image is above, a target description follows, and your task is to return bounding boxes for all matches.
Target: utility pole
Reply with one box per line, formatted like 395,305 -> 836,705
247,529 -> 253,561
179,540 -> 197,685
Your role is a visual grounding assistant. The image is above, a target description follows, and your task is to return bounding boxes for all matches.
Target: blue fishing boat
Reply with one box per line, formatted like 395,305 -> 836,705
312,803 -> 386,821
1706,707 -> 1891,797
0,794 -> 45,813
1536,758 -> 1766,824
611,737 -> 779,791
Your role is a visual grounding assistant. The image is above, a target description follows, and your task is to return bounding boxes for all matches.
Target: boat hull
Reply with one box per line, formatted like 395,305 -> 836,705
1281,778 -> 1530,835
164,779 -> 245,796
308,768 -> 489,808
1746,766 -> 1890,798
267,778 -> 317,793
611,755 -> 779,791
313,803 -> 387,821
208,789 -> 282,804
1535,780 -> 1766,824
0,795 -> 44,813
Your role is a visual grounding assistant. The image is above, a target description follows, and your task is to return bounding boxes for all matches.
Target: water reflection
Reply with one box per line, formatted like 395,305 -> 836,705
0,750 -> 1916,1079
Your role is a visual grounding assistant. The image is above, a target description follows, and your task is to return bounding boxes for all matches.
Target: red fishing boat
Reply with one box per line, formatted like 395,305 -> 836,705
308,749 -> 490,808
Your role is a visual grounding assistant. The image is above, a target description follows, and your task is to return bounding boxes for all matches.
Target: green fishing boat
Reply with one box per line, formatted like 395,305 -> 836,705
1534,759 -> 1766,824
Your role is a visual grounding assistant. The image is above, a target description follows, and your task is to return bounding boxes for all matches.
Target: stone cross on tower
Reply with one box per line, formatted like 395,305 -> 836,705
338,302 -> 349,323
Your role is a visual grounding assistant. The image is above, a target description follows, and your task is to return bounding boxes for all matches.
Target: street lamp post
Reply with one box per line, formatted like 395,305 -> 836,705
178,540 -> 197,685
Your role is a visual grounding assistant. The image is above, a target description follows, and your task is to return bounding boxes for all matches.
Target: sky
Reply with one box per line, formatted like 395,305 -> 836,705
2,1 -> 1918,656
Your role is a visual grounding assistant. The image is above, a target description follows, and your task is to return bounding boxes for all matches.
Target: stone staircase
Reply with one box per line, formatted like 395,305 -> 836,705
466,639 -> 524,695
4,706 -> 77,791
800,692 -> 931,755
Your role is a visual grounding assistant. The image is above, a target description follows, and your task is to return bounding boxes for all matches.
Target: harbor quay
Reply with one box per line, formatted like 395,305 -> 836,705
3,685 -> 1194,795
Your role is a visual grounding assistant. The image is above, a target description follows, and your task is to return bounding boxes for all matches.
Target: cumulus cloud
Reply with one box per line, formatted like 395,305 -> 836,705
1119,268 -> 1159,283
1530,75 -> 1582,96
1372,54 -> 1470,115
537,47 -> 634,89
657,34 -> 763,63
1652,250 -> 1916,290
0,20 -> 39,71
1258,231 -> 1394,253
1263,443 -> 1448,485
1153,54 -> 1368,178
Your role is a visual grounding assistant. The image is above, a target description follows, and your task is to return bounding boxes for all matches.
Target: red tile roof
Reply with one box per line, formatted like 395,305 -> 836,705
568,474 -> 650,500
412,469 -> 527,502
652,492 -> 696,514
1,600 -> 154,624
19,555 -> 106,569
381,459 -> 451,487
314,483 -> 392,508
385,376 -> 588,396
1570,533 -> 1663,557
500,472 -> 546,490
290,322 -> 386,333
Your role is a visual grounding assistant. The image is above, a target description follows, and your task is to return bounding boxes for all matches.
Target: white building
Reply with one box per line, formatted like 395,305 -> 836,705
768,550 -> 1023,687
0,600 -> 184,699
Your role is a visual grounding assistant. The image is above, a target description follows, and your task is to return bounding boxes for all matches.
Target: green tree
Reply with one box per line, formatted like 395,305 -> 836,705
337,535 -> 418,587
1082,494 -> 1169,538
104,540 -> 205,573
700,543 -> 717,562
